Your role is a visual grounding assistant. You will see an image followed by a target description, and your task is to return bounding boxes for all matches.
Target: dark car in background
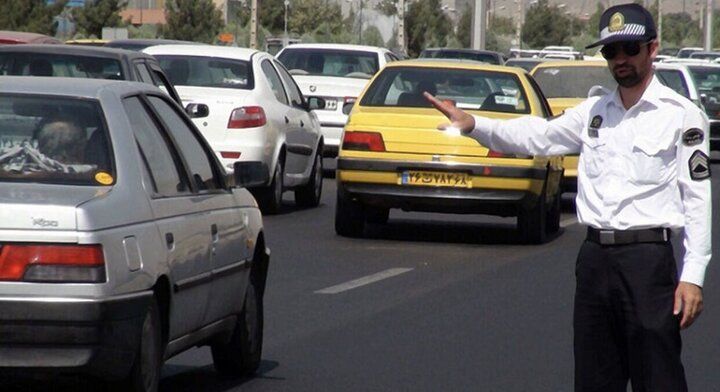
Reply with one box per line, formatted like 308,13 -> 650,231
505,57 -> 547,72
105,38 -> 200,51
0,44 -> 182,104
419,48 -> 505,65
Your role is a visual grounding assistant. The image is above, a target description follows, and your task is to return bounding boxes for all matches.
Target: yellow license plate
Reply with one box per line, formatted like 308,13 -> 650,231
399,171 -> 471,188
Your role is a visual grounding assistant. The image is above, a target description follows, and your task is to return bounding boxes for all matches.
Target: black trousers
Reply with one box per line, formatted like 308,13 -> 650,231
574,240 -> 687,392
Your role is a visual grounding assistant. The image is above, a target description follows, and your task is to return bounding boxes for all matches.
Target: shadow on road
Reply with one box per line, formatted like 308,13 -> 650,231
160,360 -> 281,392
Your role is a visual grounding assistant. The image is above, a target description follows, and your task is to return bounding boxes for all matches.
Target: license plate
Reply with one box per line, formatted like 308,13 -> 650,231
324,98 -> 338,110
400,171 -> 471,188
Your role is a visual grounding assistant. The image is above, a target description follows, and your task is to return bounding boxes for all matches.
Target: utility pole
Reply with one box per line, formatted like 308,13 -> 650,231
398,0 -> 405,55
516,0 -> 523,49
250,0 -> 258,49
705,0 -> 713,51
471,0 -> 486,49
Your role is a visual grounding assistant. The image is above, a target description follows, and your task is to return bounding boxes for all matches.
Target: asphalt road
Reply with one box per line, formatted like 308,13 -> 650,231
157,166 -> 720,392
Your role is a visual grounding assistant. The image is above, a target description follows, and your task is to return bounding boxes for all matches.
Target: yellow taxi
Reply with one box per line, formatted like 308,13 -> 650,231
336,60 -> 563,243
530,60 -> 616,192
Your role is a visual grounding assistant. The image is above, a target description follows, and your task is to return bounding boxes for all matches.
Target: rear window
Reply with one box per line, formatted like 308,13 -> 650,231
533,66 -> 617,98
656,69 -> 690,99
419,50 -> 501,65
359,66 -> 531,114
156,55 -> 252,89
0,94 -> 113,185
277,49 -> 379,79
688,65 -> 720,119
0,53 -> 124,79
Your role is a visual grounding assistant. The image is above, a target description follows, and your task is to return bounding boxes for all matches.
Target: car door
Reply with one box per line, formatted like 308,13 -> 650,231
274,60 -> 319,179
144,94 -> 250,326
122,95 -> 211,339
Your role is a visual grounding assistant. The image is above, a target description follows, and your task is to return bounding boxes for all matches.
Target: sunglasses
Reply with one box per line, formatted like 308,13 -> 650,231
600,40 -> 652,60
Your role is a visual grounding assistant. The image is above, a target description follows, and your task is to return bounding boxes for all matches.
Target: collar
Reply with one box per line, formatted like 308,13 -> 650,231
607,74 -> 663,110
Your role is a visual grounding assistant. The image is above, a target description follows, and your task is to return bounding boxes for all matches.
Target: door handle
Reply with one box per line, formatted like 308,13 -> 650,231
300,120 -> 304,127
211,224 -> 219,243
165,233 -> 174,249
284,116 -> 289,124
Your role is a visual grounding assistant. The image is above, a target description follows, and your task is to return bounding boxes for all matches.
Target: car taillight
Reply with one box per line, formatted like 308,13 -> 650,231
343,97 -> 357,106
342,131 -> 386,152
0,244 -> 105,283
228,106 -> 266,129
221,151 -> 241,159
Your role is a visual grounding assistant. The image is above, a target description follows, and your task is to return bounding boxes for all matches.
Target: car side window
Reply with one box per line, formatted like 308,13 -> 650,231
146,95 -> 221,192
384,53 -> 394,63
123,96 -> 189,197
134,61 -> 154,84
274,61 -> 304,107
526,74 -> 552,118
261,59 -> 289,105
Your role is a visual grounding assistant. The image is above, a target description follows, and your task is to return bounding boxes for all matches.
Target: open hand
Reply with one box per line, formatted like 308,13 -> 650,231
674,282 -> 703,329
423,92 -> 476,134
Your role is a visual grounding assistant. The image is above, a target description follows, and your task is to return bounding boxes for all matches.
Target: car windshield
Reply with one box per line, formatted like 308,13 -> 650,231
360,66 -> 530,114
0,94 -> 113,185
419,50 -> 501,65
0,53 -> 124,79
688,65 -> 720,119
156,55 -> 253,89
533,66 -> 617,98
277,49 -> 379,78
656,69 -> 691,99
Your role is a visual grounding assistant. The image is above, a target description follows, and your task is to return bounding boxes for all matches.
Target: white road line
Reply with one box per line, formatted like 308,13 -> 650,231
315,268 -> 414,294
560,217 -> 578,228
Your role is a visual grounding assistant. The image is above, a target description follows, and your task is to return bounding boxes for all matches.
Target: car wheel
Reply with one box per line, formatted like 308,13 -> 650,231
294,152 -> 323,207
335,185 -> 365,237
546,190 -> 561,233
256,161 -> 283,215
365,206 -> 389,224
518,195 -> 547,244
211,268 -> 264,378
114,297 -> 162,392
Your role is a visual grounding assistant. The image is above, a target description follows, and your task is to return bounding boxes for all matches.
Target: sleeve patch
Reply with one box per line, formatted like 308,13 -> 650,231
689,150 -> 711,180
683,128 -> 704,146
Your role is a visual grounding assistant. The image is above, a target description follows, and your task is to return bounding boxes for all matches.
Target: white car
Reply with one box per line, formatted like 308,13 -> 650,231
654,62 -> 701,107
275,43 -> 399,157
144,45 -> 325,214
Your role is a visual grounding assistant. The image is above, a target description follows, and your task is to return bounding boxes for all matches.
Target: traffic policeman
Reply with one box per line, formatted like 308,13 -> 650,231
425,3 -> 711,391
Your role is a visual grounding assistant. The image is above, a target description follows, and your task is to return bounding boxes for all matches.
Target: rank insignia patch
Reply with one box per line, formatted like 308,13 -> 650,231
683,128 -> 704,146
590,115 -> 603,129
689,150 -> 711,180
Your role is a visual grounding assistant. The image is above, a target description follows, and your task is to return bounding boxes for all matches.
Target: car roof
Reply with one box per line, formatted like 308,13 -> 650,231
0,76 -> 159,99
0,44 -> 150,60
654,62 -> 689,70
532,60 -> 607,69
422,48 -> 501,55
277,43 -> 388,53
107,38 -> 197,45
0,30 -> 61,44
143,44 -> 260,60
385,59 -> 525,74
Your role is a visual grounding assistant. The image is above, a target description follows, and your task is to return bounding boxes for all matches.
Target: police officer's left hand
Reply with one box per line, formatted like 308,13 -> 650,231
674,282 -> 703,329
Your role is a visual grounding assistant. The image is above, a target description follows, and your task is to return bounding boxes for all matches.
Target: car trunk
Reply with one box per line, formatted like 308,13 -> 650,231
176,86 -> 254,144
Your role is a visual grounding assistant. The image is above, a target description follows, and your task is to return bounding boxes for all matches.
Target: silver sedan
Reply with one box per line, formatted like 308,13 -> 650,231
0,77 -> 270,391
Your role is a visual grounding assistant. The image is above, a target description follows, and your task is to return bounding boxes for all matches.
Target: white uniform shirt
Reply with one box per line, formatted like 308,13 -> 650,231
470,76 -> 712,286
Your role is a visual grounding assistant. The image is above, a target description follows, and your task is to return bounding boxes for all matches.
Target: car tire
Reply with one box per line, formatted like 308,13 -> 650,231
335,185 -> 365,237
546,190 -> 561,234
518,195 -> 547,244
294,152 -> 323,207
211,268 -> 264,378
113,297 -> 162,392
256,161 -> 283,215
365,206 -> 389,224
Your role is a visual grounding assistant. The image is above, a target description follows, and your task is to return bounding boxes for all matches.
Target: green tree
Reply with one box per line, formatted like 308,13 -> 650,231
72,0 -> 126,38
163,0 -> 224,43
375,0 -> 397,16
405,0 -> 451,57
586,2 -> 604,35
288,0 -> 343,37
522,0 -> 573,49
260,0 -> 286,34
362,25 -> 384,46
662,13 -> 700,47
0,0 -> 67,35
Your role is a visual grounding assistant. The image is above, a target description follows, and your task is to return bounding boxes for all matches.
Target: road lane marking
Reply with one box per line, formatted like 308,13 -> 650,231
560,217 -> 578,228
315,268 -> 414,294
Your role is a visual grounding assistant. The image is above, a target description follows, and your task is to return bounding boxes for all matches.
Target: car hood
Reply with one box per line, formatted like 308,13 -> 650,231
547,98 -> 584,116
292,75 -> 369,98
0,184 -> 106,230
346,107 -> 521,157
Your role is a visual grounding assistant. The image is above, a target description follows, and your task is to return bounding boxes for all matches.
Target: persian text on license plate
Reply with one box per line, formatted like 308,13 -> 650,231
400,171 -> 471,188
324,98 -> 338,110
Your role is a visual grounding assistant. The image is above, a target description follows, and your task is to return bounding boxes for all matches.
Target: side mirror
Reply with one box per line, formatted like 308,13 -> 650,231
185,103 -> 209,118
306,96 -> 326,111
233,161 -> 269,188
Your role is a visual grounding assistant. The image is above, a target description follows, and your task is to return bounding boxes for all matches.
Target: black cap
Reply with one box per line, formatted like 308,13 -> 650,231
586,3 -> 657,49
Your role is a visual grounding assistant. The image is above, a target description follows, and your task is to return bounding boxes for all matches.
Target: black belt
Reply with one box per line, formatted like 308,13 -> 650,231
586,227 -> 670,245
